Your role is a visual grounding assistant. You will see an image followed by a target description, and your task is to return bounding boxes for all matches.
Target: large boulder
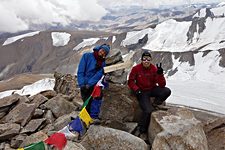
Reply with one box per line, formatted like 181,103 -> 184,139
43,94 -> 77,118
53,72 -> 77,96
81,125 -> 148,150
99,83 -> 141,122
149,108 -> 208,150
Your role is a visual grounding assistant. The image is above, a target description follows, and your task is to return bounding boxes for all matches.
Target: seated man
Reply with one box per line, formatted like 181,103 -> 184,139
128,51 -> 171,134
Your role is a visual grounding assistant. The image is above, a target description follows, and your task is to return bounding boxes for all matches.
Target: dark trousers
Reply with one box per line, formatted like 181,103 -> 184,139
80,86 -> 94,113
137,86 -> 171,133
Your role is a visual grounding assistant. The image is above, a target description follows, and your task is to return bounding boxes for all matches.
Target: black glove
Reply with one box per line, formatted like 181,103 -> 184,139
135,89 -> 142,100
81,84 -> 90,91
156,63 -> 163,75
85,84 -> 90,90
104,73 -> 110,82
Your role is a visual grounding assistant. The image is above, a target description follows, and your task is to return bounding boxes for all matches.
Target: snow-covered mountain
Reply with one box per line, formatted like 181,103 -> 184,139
0,3 -> 206,35
0,3 -> 225,114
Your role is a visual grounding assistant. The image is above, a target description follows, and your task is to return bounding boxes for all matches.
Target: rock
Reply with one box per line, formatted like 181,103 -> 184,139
33,109 -> 45,118
99,84 -> 140,122
0,94 -> 19,109
29,94 -> 48,107
17,95 -> 30,104
0,94 -> 20,119
3,103 -> 36,126
203,117 -> 225,133
44,110 -> 55,124
125,122 -> 138,134
41,124 -> 55,134
105,50 -> 123,65
109,69 -> 128,84
204,117 -> 225,150
64,141 -> 86,150
207,125 -> 225,150
53,111 -> 79,131
0,112 -> 7,119
44,94 -> 77,118
54,72 -> 77,96
0,123 -> 20,141
0,142 -> 5,149
20,131 -> 48,148
81,125 -> 148,150
10,134 -> 27,148
40,90 -> 57,99
21,118 -> 46,134
150,108 -> 208,150
4,143 -> 15,150
103,120 -> 128,132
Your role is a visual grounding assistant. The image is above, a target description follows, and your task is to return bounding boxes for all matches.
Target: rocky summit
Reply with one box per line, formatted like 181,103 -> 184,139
0,72 -> 224,150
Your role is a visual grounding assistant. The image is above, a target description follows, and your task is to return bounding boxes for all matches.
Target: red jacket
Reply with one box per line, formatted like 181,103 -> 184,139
128,63 -> 166,92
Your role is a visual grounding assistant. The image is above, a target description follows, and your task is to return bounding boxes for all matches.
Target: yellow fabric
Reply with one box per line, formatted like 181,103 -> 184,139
17,148 -> 24,150
79,107 -> 93,126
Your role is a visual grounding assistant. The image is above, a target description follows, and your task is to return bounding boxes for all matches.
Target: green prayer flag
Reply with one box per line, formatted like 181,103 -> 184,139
81,95 -> 92,109
24,141 -> 45,150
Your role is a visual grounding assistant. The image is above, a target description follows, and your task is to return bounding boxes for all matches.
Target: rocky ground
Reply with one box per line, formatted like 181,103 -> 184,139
0,72 -> 224,150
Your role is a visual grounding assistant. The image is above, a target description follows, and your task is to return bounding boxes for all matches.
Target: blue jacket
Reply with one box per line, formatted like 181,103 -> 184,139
77,52 -> 106,87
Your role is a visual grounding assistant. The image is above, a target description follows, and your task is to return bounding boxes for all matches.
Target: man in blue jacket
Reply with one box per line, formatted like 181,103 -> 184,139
77,44 -> 110,113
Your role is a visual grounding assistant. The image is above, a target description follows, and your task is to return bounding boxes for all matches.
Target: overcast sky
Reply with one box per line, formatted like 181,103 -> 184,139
0,0 -> 224,33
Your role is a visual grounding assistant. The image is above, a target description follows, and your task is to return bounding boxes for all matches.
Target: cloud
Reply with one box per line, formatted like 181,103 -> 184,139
0,0 -> 107,33
0,3 -> 29,33
0,0 -> 224,33
97,0 -> 225,8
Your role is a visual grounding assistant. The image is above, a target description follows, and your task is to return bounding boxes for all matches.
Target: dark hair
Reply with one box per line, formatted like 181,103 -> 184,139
141,51 -> 151,60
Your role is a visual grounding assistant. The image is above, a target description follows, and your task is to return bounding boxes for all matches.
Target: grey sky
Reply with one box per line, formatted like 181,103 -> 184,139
0,0 -> 224,33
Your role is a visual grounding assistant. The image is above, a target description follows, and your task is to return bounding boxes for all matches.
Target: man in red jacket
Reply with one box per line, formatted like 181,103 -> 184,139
128,51 -> 171,135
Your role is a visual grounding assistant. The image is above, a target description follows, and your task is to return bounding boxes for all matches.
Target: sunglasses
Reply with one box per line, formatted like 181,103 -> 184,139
142,58 -> 151,61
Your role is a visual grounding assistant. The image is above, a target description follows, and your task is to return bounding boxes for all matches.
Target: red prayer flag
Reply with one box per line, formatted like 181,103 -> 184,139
91,85 -> 102,98
44,133 -> 67,150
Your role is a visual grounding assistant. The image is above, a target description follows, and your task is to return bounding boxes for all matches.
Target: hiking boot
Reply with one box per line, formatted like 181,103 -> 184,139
153,102 -> 168,111
131,126 -> 141,137
139,133 -> 148,140
92,118 -> 101,125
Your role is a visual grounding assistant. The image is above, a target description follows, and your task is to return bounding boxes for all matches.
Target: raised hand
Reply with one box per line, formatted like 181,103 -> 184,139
156,63 -> 163,75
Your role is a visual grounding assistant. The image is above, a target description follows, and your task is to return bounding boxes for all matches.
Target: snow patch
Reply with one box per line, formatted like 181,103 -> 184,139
3,31 -> 40,46
73,38 -> 99,51
51,32 -> 71,47
143,19 -> 191,52
121,28 -> 153,46
112,36 -> 116,43
0,78 -> 55,99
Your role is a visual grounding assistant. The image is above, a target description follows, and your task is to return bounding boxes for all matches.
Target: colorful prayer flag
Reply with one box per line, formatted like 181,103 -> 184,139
81,95 -> 92,109
58,126 -> 77,139
91,85 -> 102,98
91,75 -> 105,98
17,141 -> 45,150
69,117 -> 83,134
79,107 -> 93,126
44,133 -> 67,150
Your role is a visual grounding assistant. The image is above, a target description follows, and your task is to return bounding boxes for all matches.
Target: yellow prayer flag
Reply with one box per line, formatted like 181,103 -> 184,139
17,149 -> 24,150
79,107 -> 93,126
